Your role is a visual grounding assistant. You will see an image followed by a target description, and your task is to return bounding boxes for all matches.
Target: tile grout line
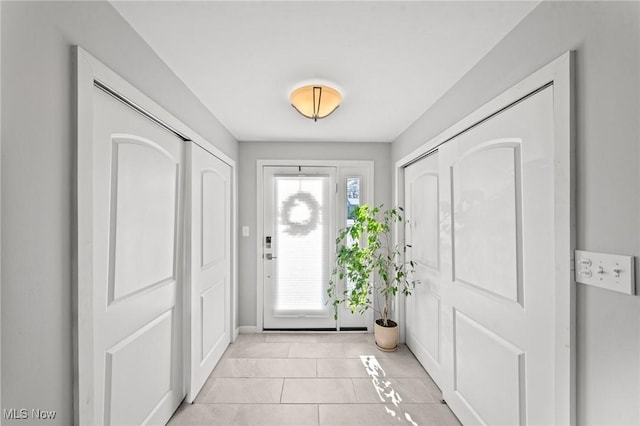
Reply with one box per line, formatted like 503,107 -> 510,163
314,356 -> 320,423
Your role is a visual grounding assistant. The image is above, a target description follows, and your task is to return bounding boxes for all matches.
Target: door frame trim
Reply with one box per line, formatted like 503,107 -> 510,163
394,51 -> 575,425
256,159 -> 374,332
74,46 -> 238,425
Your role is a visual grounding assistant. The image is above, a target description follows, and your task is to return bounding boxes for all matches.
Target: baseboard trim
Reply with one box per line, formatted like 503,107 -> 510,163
238,326 -> 258,334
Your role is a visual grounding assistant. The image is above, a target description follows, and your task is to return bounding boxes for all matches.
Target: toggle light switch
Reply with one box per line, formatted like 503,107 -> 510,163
575,250 -> 635,295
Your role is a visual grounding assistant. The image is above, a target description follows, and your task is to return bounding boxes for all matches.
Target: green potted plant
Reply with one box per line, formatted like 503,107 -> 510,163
328,204 -> 417,351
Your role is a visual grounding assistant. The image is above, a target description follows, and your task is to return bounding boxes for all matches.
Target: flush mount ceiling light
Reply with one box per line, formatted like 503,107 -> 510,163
290,85 -> 341,122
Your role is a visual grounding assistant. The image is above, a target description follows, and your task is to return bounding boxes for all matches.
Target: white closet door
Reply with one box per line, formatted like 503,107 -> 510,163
185,142 -> 231,402
90,86 -> 184,425
404,152 -> 444,388
439,86 -> 555,425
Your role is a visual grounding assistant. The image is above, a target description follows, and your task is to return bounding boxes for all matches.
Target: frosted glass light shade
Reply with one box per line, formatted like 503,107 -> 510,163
290,85 -> 341,121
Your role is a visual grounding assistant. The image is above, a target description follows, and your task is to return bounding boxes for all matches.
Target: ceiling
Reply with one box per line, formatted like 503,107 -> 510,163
112,1 -> 540,143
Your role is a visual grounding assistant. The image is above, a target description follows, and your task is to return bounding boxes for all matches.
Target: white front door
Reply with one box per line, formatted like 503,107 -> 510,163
439,86 -> 555,425
404,152 -> 444,388
263,166 -> 337,330
185,142 -> 231,402
89,86 -> 184,425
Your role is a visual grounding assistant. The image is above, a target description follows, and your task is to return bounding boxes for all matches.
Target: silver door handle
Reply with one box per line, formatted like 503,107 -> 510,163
266,253 -> 277,260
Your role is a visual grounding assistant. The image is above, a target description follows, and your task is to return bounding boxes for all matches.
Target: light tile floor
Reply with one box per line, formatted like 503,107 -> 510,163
168,333 -> 461,426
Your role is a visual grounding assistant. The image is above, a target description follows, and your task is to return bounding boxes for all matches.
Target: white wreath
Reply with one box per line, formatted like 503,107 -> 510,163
281,191 -> 320,235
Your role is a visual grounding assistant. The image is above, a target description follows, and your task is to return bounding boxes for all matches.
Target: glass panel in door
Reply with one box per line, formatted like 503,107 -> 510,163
335,175 -> 371,330
263,166 -> 336,330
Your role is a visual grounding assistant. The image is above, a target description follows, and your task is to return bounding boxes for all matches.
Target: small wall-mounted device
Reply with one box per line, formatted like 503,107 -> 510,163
265,236 -> 272,249
575,250 -> 635,295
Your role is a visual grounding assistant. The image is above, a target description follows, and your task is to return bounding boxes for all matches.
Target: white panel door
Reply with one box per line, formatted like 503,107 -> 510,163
263,166 -> 336,330
185,142 -> 231,402
91,87 -> 184,425
404,152 -> 444,388
439,87 -> 555,425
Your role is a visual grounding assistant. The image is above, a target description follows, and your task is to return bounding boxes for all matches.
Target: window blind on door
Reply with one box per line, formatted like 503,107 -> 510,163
273,175 -> 331,316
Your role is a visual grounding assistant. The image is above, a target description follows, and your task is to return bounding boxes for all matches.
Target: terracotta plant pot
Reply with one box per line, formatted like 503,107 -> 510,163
374,319 -> 398,352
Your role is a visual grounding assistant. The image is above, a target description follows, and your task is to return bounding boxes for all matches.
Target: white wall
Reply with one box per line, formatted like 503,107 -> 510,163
1,2 -> 237,425
392,2 -> 640,424
238,141 -> 392,328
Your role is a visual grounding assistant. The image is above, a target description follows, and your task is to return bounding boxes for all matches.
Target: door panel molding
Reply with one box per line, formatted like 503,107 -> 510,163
108,136 -> 180,305
395,51 -> 575,425
453,308 -> 526,426
410,171 -> 440,270
103,309 -> 173,426
451,139 -> 524,306
201,169 -> 227,269
200,279 -> 226,360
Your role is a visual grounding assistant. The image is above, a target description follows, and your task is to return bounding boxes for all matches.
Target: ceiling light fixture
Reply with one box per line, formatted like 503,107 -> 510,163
290,84 -> 341,122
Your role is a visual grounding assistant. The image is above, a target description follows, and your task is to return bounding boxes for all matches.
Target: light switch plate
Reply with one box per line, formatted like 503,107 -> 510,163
575,250 -> 635,295
242,226 -> 250,237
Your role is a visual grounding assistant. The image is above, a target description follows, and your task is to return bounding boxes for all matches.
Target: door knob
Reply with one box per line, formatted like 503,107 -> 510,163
266,253 -> 277,260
